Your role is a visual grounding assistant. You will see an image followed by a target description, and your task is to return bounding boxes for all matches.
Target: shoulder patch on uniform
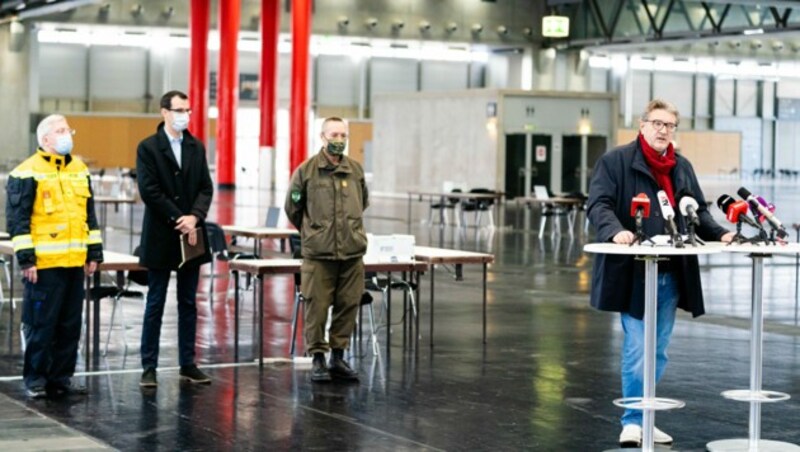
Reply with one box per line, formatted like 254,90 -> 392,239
291,191 -> 302,203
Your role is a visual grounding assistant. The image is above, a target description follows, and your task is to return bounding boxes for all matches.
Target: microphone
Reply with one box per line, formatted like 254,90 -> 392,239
656,190 -> 683,246
748,195 -> 774,223
629,193 -> 654,246
737,187 -> 788,239
678,195 -> 700,226
717,194 -> 762,230
630,192 -> 651,218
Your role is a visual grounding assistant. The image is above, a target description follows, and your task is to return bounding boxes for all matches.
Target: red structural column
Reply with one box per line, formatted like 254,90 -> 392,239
188,0 -> 210,144
259,0 -> 280,149
217,0 -> 240,189
290,0 -> 312,173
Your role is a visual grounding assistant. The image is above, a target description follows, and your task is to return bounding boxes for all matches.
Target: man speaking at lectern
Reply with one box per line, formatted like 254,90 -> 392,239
587,99 -> 734,447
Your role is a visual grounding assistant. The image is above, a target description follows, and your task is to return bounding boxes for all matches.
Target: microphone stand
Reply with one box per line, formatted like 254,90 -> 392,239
665,219 -> 684,248
686,221 -> 705,247
764,223 -> 787,245
631,210 -> 655,246
729,219 -> 761,245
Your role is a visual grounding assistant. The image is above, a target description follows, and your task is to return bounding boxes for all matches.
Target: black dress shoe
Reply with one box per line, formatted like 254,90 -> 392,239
179,365 -> 211,384
310,353 -> 331,382
47,382 -> 88,397
328,349 -> 359,382
25,386 -> 47,399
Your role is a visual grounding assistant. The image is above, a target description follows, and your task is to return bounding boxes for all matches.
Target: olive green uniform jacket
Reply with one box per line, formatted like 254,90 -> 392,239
284,150 -> 369,260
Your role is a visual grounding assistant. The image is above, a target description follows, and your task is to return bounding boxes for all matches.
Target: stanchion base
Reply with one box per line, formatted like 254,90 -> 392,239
613,396 -> 686,411
707,438 -> 800,451
603,447 -> 672,452
721,389 -> 791,403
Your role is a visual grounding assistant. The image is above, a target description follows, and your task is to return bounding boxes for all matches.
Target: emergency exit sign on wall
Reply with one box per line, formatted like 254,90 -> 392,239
542,15 -> 569,38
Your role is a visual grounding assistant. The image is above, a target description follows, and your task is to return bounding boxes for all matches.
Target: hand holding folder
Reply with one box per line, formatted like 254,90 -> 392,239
180,227 -> 206,268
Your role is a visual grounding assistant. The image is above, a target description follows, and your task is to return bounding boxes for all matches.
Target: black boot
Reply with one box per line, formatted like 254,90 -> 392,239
328,349 -> 359,381
310,352 -> 331,382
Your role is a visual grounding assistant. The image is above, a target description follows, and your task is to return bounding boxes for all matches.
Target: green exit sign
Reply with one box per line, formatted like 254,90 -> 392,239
542,15 -> 569,38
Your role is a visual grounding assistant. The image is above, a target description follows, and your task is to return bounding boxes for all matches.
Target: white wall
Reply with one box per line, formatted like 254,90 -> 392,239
372,91 -> 499,193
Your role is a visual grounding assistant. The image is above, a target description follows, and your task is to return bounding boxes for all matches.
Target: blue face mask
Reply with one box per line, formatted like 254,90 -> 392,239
54,134 -> 73,155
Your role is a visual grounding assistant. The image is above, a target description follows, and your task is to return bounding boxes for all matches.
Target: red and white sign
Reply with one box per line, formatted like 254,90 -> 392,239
535,145 -> 547,162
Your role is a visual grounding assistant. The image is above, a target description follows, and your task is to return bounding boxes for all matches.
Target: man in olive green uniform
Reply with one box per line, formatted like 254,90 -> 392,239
285,117 -> 369,382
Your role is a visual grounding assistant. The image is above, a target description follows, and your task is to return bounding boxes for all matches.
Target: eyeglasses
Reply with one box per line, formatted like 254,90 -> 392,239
169,108 -> 192,114
644,119 -> 678,132
53,128 -> 76,136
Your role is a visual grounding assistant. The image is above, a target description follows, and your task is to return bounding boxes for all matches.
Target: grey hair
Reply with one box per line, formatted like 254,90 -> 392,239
36,114 -> 67,147
641,99 -> 680,126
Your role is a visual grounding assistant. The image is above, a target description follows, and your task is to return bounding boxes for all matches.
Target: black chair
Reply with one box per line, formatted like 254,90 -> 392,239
364,270 -> 418,346
459,188 -> 496,227
94,246 -> 147,356
205,222 -> 256,298
428,188 -> 462,226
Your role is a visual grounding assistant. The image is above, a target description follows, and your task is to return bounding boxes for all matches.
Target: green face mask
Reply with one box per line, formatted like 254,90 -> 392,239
326,140 -> 346,156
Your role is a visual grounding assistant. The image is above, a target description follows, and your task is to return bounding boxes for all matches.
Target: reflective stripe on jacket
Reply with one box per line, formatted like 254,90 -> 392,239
5,149 -> 103,269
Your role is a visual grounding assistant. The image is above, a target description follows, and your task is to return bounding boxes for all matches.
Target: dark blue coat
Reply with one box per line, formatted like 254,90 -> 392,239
587,139 -> 729,320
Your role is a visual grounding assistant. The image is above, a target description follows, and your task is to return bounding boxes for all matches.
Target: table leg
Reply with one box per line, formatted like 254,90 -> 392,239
483,262 -> 487,344
92,272 -> 101,368
429,264 -> 435,347
415,270 -> 421,353
233,270 -> 239,362
641,258 -> 657,451
386,276 -> 392,356
84,275 -> 90,370
708,255 -> 799,451
258,274 -> 264,368
9,257 -> 14,323
749,256 -> 764,447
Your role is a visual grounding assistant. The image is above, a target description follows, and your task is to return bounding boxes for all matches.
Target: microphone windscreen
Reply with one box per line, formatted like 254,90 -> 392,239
717,194 -> 735,213
630,193 -> 651,217
678,196 -> 699,216
737,187 -> 753,200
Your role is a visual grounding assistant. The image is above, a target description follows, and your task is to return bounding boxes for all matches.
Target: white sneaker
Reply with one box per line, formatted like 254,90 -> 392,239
619,424 -> 641,447
619,425 -> 673,446
653,426 -> 673,445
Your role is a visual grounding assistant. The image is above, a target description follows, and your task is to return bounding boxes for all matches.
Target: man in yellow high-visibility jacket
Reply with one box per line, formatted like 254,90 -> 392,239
5,114 -> 103,399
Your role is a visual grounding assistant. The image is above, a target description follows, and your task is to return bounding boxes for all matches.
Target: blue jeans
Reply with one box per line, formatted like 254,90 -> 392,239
140,266 -> 200,369
620,272 -> 679,426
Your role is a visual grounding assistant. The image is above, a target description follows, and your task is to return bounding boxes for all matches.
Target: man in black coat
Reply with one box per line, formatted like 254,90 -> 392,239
587,99 -> 734,447
136,90 -> 213,388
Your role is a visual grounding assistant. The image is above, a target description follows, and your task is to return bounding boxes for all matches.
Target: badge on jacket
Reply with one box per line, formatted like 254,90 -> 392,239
291,191 -> 301,203
42,190 -> 55,214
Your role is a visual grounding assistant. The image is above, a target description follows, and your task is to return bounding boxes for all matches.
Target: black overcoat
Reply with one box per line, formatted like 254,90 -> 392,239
587,138 -> 729,320
136,123 -> 213,270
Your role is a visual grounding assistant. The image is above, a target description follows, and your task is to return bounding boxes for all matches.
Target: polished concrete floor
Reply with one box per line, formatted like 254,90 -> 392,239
0,176 -> 799,451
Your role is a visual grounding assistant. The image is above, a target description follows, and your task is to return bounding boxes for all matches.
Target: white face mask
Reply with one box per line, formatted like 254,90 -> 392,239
172,113 -> 190,132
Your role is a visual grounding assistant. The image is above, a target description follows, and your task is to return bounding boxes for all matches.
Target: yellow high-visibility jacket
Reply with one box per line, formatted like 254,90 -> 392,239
6,149 -> 103,269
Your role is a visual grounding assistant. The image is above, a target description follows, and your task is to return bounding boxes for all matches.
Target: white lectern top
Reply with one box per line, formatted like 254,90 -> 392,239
584,242 -> 725,256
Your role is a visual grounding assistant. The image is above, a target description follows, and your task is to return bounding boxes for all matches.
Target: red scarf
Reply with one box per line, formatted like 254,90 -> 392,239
639,133 -> 677,206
